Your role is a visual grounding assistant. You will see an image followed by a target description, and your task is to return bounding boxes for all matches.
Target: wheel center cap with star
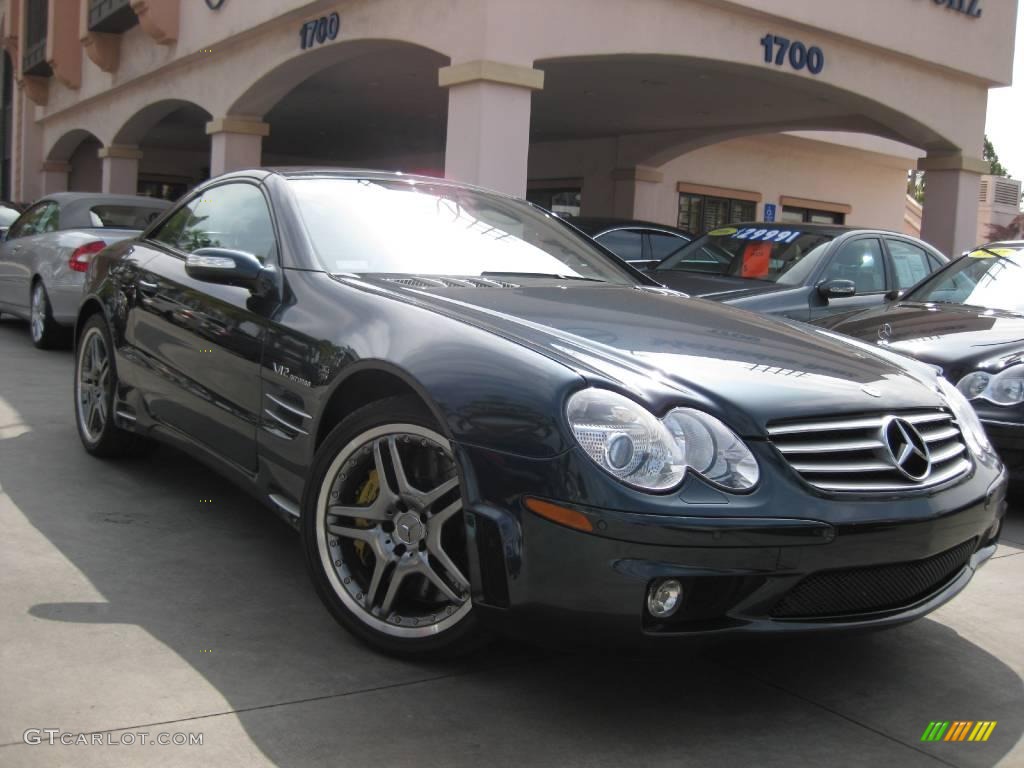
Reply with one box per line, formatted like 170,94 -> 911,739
394,512 -> 425,545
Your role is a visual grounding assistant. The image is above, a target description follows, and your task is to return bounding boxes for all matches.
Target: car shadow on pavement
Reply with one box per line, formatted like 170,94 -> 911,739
1,316 -> 1021,767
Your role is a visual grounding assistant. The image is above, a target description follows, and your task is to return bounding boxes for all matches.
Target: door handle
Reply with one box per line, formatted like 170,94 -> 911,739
137,279 -> 159,296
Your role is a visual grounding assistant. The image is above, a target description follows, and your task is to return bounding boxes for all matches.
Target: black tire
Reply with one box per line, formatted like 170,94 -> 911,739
30,281 -> 68,350
302,395 -> 488,659
74,314 -> 145,458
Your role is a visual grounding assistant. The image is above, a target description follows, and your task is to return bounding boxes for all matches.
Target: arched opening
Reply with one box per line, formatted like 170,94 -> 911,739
231,39 -> 450,174
114,99 -> 213,199
45,129 -> 103,192
527,55 -> 947,229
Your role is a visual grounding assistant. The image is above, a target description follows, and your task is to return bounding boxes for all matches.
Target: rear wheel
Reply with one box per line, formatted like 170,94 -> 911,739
30,281 -> 65,349
303,396 -> 486,658
75,315 -> 140,457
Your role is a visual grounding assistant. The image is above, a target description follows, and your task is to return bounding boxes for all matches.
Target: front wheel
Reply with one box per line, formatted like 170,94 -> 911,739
302,396 -> 486,658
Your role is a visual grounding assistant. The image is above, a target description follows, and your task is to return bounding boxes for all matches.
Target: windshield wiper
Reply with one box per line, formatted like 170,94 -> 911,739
481,271 -> 607,283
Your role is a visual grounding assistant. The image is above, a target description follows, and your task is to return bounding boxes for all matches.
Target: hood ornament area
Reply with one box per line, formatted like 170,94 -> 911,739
877,322 -> 893,342
881,416 -> 932,481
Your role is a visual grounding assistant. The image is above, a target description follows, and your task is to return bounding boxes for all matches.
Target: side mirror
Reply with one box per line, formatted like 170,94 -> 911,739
885,289 -> 906,302
185,247 -> 276,296
817,279 -> 857,300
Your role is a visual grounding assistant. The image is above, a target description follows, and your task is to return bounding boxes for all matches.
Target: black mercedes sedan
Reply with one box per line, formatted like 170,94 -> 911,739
649,224 -> 947,321
820,242 -> 1024,478
73,169 -> 1006,657
568,217 -> 692,268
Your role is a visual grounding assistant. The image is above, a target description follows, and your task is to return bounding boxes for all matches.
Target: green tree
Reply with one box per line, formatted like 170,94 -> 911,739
983,135 -> 1010,177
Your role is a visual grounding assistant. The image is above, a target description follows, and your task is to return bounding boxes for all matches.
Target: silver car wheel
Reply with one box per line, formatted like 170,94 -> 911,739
30,283 -> 47,343
76,327 -> 111,443
315,424 -> 472,638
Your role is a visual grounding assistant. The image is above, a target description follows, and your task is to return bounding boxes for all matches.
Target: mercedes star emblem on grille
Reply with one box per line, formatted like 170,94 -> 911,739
881,416 -> 932,481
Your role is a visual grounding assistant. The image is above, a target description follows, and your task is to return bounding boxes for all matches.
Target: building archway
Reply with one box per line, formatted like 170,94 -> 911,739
43,129 -> 103,193
112,99 -> 213,199
228,39 -> 450,173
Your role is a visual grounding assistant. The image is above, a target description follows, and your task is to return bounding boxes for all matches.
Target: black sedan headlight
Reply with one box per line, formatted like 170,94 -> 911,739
939,376 -> 995,458
957,365 -> 1024,406
566,389 -> 759,492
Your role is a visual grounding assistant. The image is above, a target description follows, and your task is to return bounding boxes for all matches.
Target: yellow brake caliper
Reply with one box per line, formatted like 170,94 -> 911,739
353,469 -> 380,565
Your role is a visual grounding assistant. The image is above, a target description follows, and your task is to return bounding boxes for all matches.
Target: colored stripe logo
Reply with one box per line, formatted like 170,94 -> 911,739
921,721 -> 997,742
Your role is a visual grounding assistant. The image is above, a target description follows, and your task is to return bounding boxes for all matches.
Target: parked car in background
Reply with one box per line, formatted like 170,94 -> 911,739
0,193 -> 170,348
647,224 -> 948,321
0,201 -> 24,239
819,241 -> 1024,479
569,217 -> 692,267
73,169 -> 1004,658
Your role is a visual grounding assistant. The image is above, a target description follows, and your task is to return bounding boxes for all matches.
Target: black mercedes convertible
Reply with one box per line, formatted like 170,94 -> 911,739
73,169 -> 1006,656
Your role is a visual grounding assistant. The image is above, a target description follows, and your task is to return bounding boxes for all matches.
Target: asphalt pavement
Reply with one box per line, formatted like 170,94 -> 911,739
0,315 -> 1022,768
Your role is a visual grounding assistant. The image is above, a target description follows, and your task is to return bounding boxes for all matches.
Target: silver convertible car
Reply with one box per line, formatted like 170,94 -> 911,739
0,192 -> 170,348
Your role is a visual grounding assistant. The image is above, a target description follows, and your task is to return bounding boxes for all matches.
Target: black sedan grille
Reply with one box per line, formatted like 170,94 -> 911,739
767,409 -> 971,493
771,538 -> 977,619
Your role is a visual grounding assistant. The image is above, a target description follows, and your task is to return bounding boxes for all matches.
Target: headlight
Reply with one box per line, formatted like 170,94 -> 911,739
957,365 -> 1024,406
938,376 -> 993,457
566,389 -> 759,492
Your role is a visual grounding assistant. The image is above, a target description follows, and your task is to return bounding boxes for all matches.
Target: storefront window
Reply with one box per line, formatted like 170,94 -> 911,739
526,187 -> 582,217
678,193 -> 756,234
781,205 -> 846,225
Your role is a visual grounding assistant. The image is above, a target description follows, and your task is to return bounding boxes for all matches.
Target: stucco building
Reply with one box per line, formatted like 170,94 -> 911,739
0,0 -> 1017,259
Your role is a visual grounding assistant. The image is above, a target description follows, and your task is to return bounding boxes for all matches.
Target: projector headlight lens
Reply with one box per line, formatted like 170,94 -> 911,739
566,389 -> 759,493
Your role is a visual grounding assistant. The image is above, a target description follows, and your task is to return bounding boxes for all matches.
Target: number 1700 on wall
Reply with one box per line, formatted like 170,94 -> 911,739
760,34 -> 825,76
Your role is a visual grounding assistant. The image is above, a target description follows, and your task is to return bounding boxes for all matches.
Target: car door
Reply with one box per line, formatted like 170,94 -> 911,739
884,237 -> 940,294
0,201 -> 59,310
809,237 -> 889,321
126,182 -> 279,473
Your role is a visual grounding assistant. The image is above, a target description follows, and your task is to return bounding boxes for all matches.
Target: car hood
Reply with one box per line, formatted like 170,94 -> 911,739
647,270 -> 789,301
352,277 -> 944,436
822,302 -> 1024,381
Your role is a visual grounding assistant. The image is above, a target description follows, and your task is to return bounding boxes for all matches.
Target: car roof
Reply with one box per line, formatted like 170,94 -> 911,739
725,222 -> 889,236
38,192 -> 170,206
567,217 -> 691,235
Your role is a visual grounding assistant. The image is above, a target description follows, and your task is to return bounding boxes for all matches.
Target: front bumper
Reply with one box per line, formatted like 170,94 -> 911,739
455,441 -> 1007,644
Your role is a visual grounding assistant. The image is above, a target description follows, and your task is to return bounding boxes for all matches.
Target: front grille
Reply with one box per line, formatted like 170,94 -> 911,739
771,538 -> 977,619
767,410 -> 971,493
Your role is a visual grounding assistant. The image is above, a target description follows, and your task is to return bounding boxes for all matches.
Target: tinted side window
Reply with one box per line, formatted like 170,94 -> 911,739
886,239 -> 933,289
648,231 -> 689,261
822,238 -> 887,293
595,229 -> 644,261
178,184 -> 277,261
150,198 -> 199,250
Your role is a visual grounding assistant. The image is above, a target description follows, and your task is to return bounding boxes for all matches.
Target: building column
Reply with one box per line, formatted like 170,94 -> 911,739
40,161 -> 70,194
99,145 -> 142,194
611,167 -> 665,220
440,60 -> 544,197
206,117 -> 269,177
919,154 -> 988,258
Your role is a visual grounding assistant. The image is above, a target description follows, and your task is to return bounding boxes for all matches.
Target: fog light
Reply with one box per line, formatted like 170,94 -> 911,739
647,579 -> 683,618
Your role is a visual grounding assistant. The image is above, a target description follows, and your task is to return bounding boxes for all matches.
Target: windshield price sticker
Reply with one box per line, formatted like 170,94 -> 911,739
729,228 -> 802,244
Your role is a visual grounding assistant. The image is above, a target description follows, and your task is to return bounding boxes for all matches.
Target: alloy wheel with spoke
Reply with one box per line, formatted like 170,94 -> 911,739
30,284 -> 47,343
315,424 -> 472,638
76,328 -> 112,443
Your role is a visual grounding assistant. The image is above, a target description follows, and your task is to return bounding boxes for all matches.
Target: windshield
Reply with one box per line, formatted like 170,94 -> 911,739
289,178 -> 637,285
905,246 -> 1024,314
655,226 -> 836,284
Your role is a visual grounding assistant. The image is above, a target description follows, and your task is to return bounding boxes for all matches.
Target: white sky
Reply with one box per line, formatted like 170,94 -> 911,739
985,4 -> 1024,181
